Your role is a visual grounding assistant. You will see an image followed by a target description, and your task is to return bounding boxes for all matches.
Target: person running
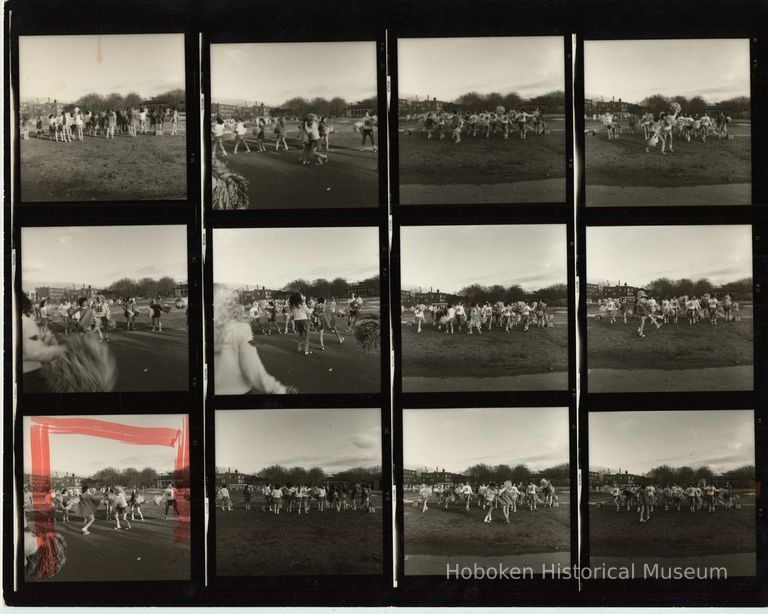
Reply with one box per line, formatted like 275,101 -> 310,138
106,109 -> 117,139
93,296 -> 111,342
124,296 -> 139,331
219,485 -> 232,511
289,292 -> 313,356
149,296 -> 164,333
164,483 -> 180,520
414,304 -> 425,333
305,115 -> 327,166
129,488 -> 144,521
213,287 -> 292,394
248,302 -> 267,336
78,487 -> 100,535
685,296 -> 697,325
520,302 -> 532,332
611,484 -> 622,511
605,298 -> 617,324
347,293 -> 362,332
113,487 -> 131,530
243,484 -> 252,511
274,116 -> 288,151
360,111 -> 378,152
708,295 -> 719,325
232,118 -> 251,154
266,300 -> 281,336
468,303 -> 483,335
256,118 -> 266,152
319,116 -> 332,151
314,297 -> 344,350
212,115 -> 228,156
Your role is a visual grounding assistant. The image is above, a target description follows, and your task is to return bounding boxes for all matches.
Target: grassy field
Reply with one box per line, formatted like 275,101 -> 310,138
398,117 -> 566,186
222,297 -> 380,394
32,300 -> 189,392
400,309 -> 568,386
404,489 -> 570,557
588,491 -> 755,559
215,495 -> 383,576
214,118 -> 378,209
586,305 -> 753,371
585,119 -> 751,189
20,123 -> 187,202
26,489 -> 190,582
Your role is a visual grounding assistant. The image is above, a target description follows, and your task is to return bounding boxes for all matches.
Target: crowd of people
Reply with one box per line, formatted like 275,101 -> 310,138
412,478 -> 560,524
413,107 -> 548,143
599,481 -> 744,523
211,110 -> 378,162
23,482 -> 183,577
598,102 -> 734,154
213,286 -> 371,395
404,300 -> 555,335
21,106 -> 181,142
215,482 -> 376,515
594,290 -> 740,338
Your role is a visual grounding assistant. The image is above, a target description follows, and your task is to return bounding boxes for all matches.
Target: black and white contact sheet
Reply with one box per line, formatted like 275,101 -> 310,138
3,0 -> 767,608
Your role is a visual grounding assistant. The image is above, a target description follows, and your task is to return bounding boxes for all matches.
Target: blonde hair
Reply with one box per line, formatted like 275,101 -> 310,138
213,286 -> 248,354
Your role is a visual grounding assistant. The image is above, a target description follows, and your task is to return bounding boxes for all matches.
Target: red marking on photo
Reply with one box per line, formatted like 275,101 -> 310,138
28,416 -> 190,578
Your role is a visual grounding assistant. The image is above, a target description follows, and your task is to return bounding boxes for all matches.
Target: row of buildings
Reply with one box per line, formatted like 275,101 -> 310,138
30,283 -> 188,303
20,97 -> 185,119
236,280 -> 378,305
585,282 -> 752,303
24,472 -> 178,492
398,97 -> 565,118
585,96 -> 749,120
215,468 -> 381,491
211,102 -> 373,121
589,469 -> 752,489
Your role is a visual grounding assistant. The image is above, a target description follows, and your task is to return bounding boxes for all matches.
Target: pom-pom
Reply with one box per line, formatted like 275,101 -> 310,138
353,317 -> 380,354
41,334 -> 117,393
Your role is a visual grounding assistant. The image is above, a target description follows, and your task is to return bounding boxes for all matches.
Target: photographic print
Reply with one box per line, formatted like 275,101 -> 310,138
21,225 -> 189,393
584,39 -> 751,206
399,224 -> 568,392
22,414 -> 191,582
18,34 -> 188,202
210,41 -> 379,210
589,410 -> 756,578
403,407 -> 571,576
213,226 -> 381,395
397,36 -> 566,205
586,225 -> 753,393
214,408 -> 383,576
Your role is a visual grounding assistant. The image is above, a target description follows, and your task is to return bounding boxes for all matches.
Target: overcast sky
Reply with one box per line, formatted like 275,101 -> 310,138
215,409 -> 381,474
398,36 -> 564,101
22,225 -> 187,292
23,414 -> 185,477
211,42 -> 378,107
20,34 -> 185,103
214,227 -> 379,289
400,225 -> 566,293
585,39 -> 750,103
587,225 -> 752,286
589,410 -> 754,474
404,407 -> 569,473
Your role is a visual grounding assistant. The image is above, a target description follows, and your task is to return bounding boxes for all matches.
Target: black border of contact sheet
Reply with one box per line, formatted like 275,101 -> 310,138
3,0 -> 768,607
